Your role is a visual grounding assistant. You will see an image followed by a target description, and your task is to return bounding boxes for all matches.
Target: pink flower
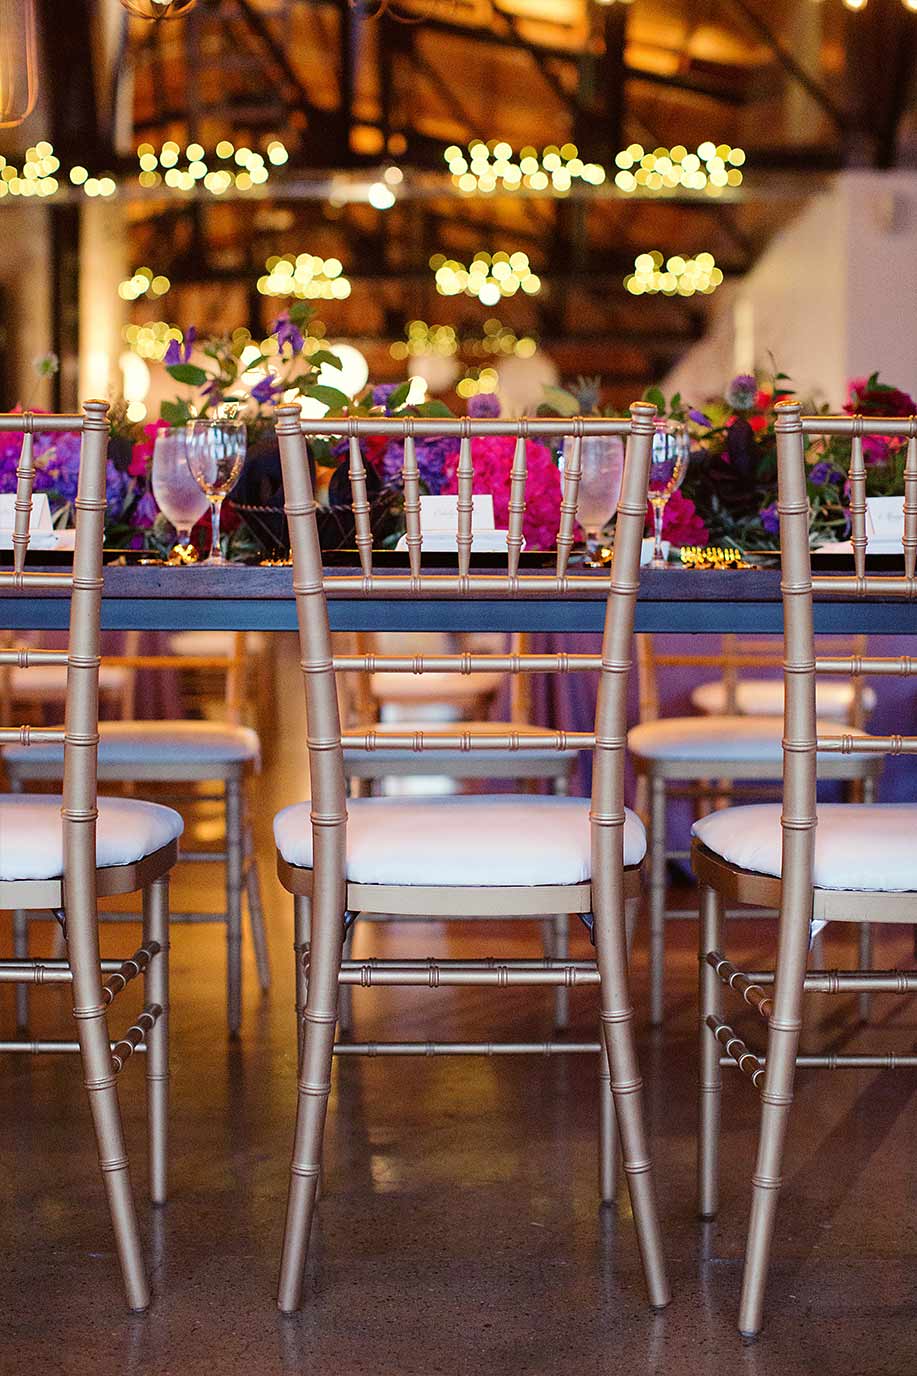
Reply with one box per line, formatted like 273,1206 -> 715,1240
441,435 -> 562,551
648,489 -> 708,548
130,418 -> 170,476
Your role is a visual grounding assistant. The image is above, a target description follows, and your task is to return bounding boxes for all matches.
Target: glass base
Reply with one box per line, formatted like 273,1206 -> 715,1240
201,551 -> 229,565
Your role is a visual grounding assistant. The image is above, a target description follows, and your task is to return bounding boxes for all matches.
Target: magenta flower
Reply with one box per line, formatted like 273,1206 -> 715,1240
441,435 -> 562,551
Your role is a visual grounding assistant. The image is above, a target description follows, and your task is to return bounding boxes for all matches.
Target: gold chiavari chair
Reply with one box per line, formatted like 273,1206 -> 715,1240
4,629 -> 269,1036
692,401 -> 917,1339
337,630 -> 577,1031
629,635 -> 882,1025
0,404 -> 182,1310
688,633 -> 875,724
271,403 -> 669,1314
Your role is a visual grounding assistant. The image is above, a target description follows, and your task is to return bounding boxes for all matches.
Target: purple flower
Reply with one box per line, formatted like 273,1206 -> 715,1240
200,378 -> 224,407
382,434 -> 460,493
689,408 -> 712,426
725,374 -> 758,412
251,375 -> 282,405
130,489 -> 160,529
809,462 -> 844,486
761,502 -> 780,535
372,383 -> 398,412
271,312 -> 304,355
164,327 -> 196,367
468,392 -> 501,419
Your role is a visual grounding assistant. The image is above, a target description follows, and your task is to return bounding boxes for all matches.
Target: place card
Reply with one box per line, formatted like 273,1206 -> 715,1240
0,492 -> 59,550
395,493 -> 510,553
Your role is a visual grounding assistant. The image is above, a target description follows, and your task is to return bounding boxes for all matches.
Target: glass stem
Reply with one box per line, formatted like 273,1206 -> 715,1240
209,497 -> 223,562
652,498 -> 666,565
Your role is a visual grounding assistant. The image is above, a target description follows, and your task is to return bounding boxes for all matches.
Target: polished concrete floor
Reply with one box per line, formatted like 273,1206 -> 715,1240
2,708 -> 917,1372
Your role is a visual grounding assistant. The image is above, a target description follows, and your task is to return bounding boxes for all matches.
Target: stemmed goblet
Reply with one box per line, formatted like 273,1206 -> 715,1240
562,434 -> 625,567
151,429 -> 209,563
648,419 -> 690,569
184,416 -> 247,565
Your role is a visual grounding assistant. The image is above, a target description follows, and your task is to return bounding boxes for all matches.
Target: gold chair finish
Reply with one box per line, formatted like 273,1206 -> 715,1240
0,404 -> 178,1310
271,405 -> 669,1315
693,401 -> 917,1339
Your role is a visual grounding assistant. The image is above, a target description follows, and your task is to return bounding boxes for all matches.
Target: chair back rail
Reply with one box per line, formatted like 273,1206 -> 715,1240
275,403 -> 656,886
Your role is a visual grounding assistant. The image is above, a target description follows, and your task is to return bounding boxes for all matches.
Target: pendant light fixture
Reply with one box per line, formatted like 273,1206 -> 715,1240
0,0 -> 38,129
118,0 -> 197,19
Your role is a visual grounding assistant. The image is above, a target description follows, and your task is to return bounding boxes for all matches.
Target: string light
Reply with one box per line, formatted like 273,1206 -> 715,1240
456,367 -> 500,400
257,253 -> 352,300
390,318 -> 538,362
444,140 -> 605,194
118,267 -> 171,301
614,143 -> 745,196
625,251 -> 723,297
0,142 -> 59,198
135,140 -> 280,193
431,251 -> 541,302
123,320 -> 183,361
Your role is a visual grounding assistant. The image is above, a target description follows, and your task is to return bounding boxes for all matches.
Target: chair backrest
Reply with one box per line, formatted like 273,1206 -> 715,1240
0,403 -> 109,1000
100,630 -> 251,724
775,400 -> 917,896
275,404 -> 656,895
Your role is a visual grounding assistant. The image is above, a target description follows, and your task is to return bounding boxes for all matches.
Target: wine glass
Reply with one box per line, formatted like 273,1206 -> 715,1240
648,420 -> 690,569
563,434 -> 625,566
184,417 -> 247,565
151,429 -> 209,563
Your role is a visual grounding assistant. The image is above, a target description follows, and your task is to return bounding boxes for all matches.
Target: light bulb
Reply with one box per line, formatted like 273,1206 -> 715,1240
119,0 -> 197,18
0,0 -> 38,129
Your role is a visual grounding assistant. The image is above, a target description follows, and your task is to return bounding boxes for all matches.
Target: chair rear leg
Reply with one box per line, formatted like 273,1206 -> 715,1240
225,777 -> 244,1037
13,909 -> 29,1030
243,801 -> 271,992
598,1057 -> 617,1204
648,774 -> 667,1026
551,914 -> 570,1030
698,884 -> 725,1220
737,891 -> 811,1339
143,876 -> 170,1206
294,894 -> 311,1071
338,923 -> 354,1032
277,897 -> 346,1313
75,989 -> 149,1309
593,882 -> 669,1310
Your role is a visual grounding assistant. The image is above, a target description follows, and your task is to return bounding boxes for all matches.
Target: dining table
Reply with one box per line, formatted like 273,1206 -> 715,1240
3,561 -> 917,634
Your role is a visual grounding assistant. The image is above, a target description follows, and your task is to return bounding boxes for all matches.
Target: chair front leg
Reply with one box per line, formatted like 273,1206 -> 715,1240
225,776 -> 244,1037
698,883 -> 725,1220
13,908 -> 29,1030
592,878 -> 669,1310
143,876 -> 170,1206
277,895 -> 346,1313
243,792 -> 271,993
648,773 -> 667,1026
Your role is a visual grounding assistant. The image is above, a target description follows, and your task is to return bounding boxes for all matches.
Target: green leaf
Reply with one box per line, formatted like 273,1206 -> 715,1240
541,385 -> 581,417
160,399 -> 192,425
166,363 -> 209,387
288,301 -> 314,326
302,384 -> 351,412
307,349 -> 343,369
415,399 -> 455,418
386,381 -> 412,411
643,386 -> 666,412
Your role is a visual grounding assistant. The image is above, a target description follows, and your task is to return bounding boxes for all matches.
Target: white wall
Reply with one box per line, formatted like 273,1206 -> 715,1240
663,170 -> 917,410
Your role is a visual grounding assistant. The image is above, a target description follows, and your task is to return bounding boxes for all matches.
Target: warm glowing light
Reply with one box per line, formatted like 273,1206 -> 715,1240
318,344 -> 369,398
614,141 -> 745,196
368,181 -> 396,209
0,0 -> 38,129
118,267 -> 171,301
432,250 -> 541,302
118,0 -> 197,18
444,139 -> 605,193
625,249 -> 723,297
257,253 -> 353,300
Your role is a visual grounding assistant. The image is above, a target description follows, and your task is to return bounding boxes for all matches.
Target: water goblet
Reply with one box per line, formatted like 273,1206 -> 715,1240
185,417 -> 247,565
562,434 -> 625,567
648,420 -> 690,569
151,429 -> 209,563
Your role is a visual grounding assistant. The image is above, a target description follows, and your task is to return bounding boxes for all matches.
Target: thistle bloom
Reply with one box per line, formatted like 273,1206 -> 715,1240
467,392 -> 501,419
725,374 -> 758,412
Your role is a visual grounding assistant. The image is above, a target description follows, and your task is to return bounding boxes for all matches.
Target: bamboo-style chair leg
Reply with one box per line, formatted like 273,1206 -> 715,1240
648,772 -> 668,1026
225,776 -> 244,1038
294,894 -> 311,1070
13,908 -> 29,1030
592,886 -> 669,1309
243,810 -> 271,992
73,956 -> 150,1310
737,895 -> 811,1339
277,897 -> 346,1313
857,923 -> 874,1024
143,876 -> 170,1206
338,923 -> 354,1032
698,884 -> 725,1220
597,893 -> 639,1205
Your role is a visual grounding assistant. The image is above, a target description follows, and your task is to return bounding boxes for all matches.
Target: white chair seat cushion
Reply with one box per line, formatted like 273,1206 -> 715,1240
0,794 -> 183,882
3,720 -> 260,770
628,715 -> 867,764
690,677 -> 876,721
169,630 -> 267,657
274,795 -> 646,886
693,803 -> 917,892
369,671 -> 503,704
